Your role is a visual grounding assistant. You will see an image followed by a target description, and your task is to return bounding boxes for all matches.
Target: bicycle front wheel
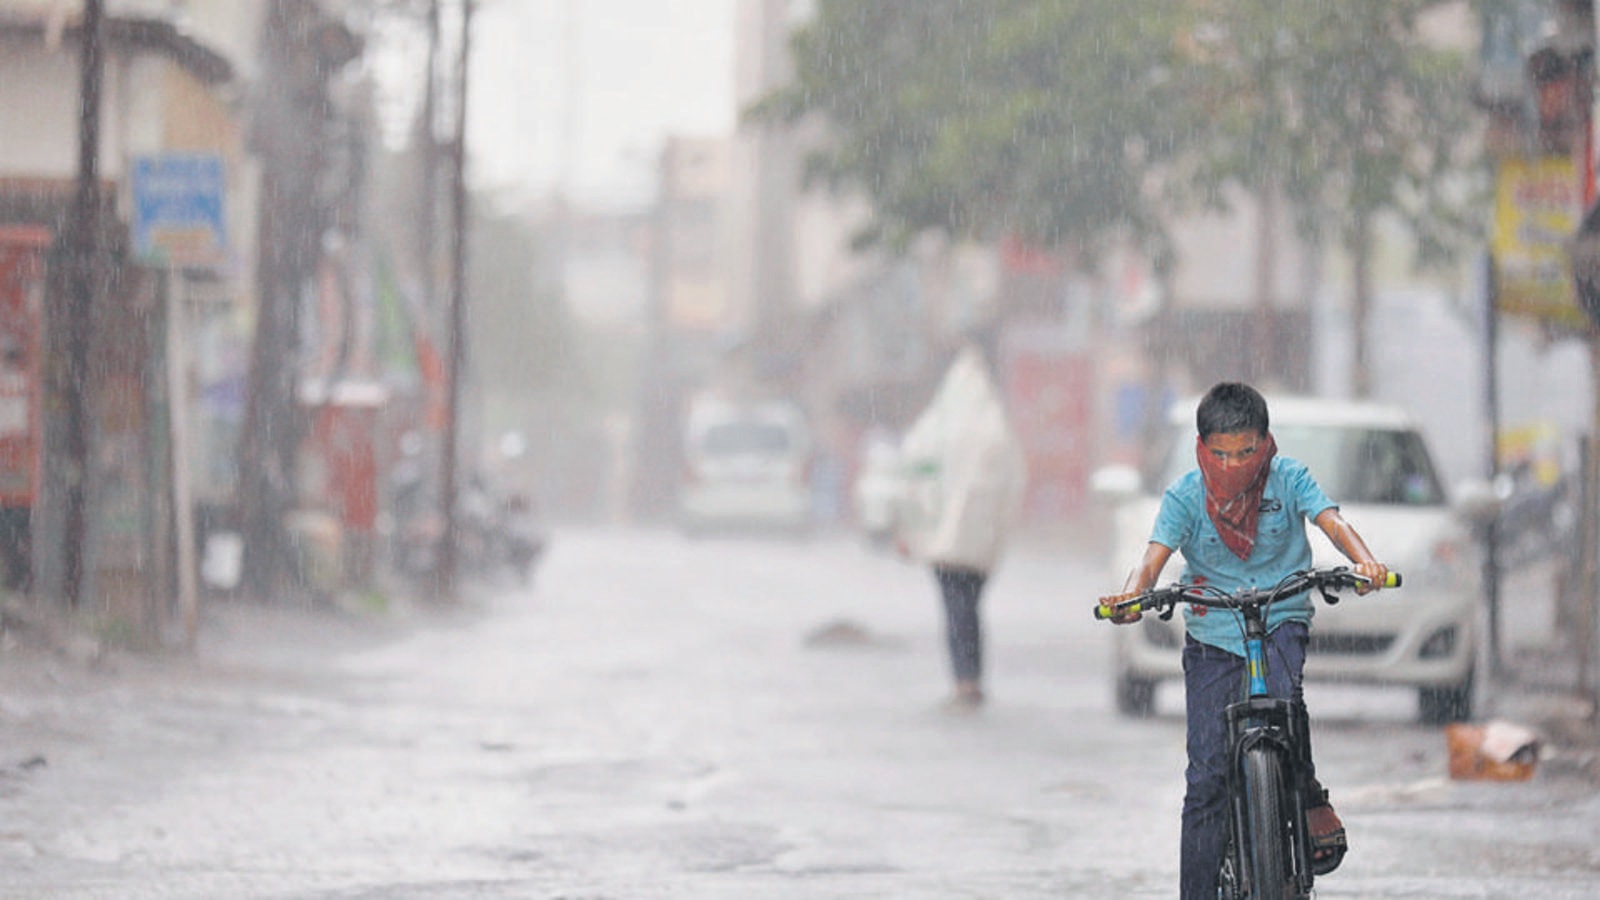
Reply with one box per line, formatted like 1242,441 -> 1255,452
1240,745 -> 1293,900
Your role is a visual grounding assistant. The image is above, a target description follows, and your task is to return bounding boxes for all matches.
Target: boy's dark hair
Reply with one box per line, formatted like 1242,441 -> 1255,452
1196,382 -> 1269,439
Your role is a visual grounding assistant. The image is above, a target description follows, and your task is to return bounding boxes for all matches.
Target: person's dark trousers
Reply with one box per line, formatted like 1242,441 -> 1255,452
1179,621 -> 1310,900
932,564 -> 987,684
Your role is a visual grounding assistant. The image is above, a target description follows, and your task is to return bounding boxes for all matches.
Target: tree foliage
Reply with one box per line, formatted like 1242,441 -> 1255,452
755,0 -> 1483,270
752,0 -> 1203,262
1191,0 -> 1485,265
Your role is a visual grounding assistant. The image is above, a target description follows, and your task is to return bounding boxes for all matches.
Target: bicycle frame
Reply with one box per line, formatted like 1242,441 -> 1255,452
1220,601 -> 1313,899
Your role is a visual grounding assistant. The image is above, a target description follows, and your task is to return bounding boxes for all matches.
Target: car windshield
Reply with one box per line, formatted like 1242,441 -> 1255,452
1160,423 -> 1445,506
698,421 -> 795,456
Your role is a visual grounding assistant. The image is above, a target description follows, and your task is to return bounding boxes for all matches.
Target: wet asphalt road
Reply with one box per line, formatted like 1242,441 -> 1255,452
1,527 -> 1598,898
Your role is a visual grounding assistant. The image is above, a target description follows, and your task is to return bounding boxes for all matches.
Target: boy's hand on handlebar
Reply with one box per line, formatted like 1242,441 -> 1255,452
1353,561 -> 1388,594
1095,591 -> 1143,624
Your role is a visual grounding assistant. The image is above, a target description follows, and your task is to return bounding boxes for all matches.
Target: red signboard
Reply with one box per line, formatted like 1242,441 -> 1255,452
1003,339 -> 1093,520
0,227 -> 48,509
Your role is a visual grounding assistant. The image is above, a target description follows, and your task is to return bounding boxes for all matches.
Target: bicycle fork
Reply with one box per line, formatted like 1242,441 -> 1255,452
1221,633 -> 1316,897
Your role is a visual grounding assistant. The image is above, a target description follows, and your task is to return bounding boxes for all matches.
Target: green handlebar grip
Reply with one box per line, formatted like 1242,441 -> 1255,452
1095,602 -> 1140,620
1386,571 -> 1402,588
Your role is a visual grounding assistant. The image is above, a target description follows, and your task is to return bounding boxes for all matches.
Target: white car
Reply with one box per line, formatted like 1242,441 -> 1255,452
678,401 -> 813,536
1092,396 -> 1493,723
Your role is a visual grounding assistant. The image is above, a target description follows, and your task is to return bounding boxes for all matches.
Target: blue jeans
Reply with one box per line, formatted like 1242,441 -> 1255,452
1179,622 -> 1311,900
933,565 -> 987,684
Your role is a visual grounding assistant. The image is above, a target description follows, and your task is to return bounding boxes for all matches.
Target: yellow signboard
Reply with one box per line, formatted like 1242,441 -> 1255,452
1493,156 -> 1588,329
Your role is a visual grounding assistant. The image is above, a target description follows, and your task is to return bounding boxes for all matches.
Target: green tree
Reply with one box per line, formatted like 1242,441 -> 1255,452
753,0 -> 1203,264
1192,0 -> 1483,395
757,0 -> 1484,394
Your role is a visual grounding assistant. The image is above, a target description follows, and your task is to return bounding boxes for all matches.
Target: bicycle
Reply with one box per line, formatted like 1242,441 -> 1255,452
1096,566 -> 1401,900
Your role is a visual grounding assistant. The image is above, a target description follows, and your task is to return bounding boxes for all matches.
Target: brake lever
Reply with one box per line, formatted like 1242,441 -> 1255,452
1319,584 -> 1339,606
1159,603 -> 1176,621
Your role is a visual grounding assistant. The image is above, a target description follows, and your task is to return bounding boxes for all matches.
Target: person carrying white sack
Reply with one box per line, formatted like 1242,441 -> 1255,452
894,338 -> 1028,710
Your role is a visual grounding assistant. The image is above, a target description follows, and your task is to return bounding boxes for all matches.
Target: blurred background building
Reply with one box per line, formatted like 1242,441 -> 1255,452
3,0 -> 1600,634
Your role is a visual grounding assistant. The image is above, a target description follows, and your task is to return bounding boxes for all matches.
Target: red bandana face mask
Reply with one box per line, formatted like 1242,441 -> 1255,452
1196,431 -> 1277,560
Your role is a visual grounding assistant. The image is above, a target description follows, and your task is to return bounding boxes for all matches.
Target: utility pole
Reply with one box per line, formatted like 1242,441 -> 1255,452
419,0 -> 440,295
434,0 -> 472,600
49,0 -> 105,609
239,1 -> 320,603
1482,252 -> 1504,678
1559,0 -> 1600,714
238,1 -> 358,603
1580,337 -> 1600,713
1585,0 -> 1600,721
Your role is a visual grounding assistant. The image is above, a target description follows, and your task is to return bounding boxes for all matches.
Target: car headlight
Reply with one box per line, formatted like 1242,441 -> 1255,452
1419,625 -> 1459,659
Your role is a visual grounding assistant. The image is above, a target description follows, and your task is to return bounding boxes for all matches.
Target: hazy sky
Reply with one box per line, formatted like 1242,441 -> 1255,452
469,0 -> 738,208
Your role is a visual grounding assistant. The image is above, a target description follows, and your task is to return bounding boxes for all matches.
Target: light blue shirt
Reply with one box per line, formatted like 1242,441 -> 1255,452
1149,456 -> 1337,656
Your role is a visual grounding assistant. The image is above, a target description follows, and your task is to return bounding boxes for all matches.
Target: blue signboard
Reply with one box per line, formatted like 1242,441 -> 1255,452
131,153 -> 227,267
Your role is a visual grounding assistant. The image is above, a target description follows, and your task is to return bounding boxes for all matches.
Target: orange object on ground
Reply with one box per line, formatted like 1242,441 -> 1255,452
1446,722 -> 1539,782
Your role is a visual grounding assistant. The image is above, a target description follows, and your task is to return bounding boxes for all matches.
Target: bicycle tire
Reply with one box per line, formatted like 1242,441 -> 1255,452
1240,745 -> 1293,900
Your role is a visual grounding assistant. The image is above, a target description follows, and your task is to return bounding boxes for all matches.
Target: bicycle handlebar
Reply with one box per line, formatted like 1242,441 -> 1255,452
1093,567 -> 1401,621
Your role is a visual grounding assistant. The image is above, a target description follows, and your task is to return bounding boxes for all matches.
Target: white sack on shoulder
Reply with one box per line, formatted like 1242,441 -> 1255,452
895,346 -> 1028,571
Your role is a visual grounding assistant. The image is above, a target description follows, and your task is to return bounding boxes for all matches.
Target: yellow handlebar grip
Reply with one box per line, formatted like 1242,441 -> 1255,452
1385,571 -> 1402,588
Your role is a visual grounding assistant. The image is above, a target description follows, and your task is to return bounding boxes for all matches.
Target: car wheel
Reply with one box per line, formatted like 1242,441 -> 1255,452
1419,669 -> 1474,724
1115,671 -> 1157,718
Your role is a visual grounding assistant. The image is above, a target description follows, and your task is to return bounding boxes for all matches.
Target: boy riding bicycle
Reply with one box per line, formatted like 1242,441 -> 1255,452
1096,383 -> 1389,899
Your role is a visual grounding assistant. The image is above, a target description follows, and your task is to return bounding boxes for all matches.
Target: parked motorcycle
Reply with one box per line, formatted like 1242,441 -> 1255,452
1493,464 -> 1575,567
498,493 -> 547,585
